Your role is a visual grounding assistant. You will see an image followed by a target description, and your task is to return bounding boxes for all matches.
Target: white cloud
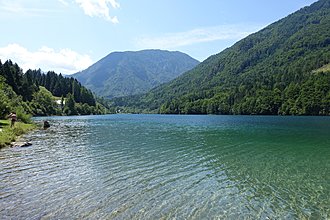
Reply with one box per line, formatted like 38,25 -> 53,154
136,24 -> 264,49
0,0 -> 57,16
75,0 -> 120,23
0,44 -> 93,74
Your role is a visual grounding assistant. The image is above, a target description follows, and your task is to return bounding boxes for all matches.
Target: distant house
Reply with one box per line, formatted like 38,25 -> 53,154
55,100 -> 65,106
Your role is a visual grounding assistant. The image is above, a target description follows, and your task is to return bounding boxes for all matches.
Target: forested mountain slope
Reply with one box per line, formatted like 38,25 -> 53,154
114,0 -> 330,115
73,50 -> 199,98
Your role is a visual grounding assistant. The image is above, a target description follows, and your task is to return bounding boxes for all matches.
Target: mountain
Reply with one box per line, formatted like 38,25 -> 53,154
113,0 -> 330,116
73,50 -> 199,98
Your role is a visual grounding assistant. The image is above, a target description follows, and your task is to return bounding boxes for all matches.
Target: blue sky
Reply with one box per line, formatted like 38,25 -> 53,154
0,0 -> 317,74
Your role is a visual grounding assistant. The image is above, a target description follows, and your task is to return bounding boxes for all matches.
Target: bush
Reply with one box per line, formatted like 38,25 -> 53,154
15,106 -> 32,124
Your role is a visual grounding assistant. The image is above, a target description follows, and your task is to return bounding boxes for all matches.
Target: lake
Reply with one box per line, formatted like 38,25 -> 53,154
0,114 -> 329,219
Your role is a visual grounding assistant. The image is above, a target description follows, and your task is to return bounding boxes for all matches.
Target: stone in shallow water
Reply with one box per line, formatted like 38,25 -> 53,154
11,142 -> 32,148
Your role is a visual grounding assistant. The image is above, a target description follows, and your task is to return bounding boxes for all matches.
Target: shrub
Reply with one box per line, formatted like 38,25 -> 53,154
15,106 -> 32,124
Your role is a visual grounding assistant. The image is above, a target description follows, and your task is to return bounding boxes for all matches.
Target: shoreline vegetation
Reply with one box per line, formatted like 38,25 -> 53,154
0,119 -> 36,149
0,60 -> 113,120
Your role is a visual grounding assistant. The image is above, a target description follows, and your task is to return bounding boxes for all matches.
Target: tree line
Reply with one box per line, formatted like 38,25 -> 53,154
0,60 -> 110,120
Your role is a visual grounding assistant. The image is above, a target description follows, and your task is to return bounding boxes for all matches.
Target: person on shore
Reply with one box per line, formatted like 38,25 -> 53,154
8,112 -> 17,127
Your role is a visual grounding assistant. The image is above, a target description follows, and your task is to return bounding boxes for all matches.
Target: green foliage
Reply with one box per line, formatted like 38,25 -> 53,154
0,60 -> 110,117
15,106 -> 32,124
0,76 -> 11,118
76,103 -> 91,115
30,87 -> 58,116
64,93 -> 77,115
0,75 -> 32,121
25,70 -> 96,106
73,50 -> 199,98
0,120 -> 35,148
113,0 -> 330,116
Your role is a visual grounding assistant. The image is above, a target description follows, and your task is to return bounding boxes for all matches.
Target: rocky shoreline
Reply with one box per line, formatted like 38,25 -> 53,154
11,141 -> 33,148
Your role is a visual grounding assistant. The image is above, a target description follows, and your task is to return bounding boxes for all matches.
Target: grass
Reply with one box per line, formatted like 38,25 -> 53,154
0,119 -> 36,148
313,63 -> 330,73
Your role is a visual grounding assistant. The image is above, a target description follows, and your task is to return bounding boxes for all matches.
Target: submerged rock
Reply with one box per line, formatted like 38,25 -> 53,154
11,142 -> 32,148
43,121 -> 50,129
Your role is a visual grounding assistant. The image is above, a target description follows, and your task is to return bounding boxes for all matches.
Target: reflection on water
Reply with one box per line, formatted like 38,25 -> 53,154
0,115 -> 329,219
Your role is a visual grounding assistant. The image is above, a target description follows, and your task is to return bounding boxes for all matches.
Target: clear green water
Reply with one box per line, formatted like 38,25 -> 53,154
0,115 -> 329,219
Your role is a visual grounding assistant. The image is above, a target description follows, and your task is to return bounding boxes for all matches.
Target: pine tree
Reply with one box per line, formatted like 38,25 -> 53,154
64,93 -> 77,115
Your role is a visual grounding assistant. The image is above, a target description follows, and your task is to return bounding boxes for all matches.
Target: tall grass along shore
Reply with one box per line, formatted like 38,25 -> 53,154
0,120 -> 35,148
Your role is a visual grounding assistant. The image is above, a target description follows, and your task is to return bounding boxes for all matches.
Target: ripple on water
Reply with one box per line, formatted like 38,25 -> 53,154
0,115 -> 329,219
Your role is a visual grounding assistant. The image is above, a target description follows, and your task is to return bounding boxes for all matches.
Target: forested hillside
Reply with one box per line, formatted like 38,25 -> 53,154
0,60 -> 109,119
73,50 -> 199,98
113,0 -> 330,116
